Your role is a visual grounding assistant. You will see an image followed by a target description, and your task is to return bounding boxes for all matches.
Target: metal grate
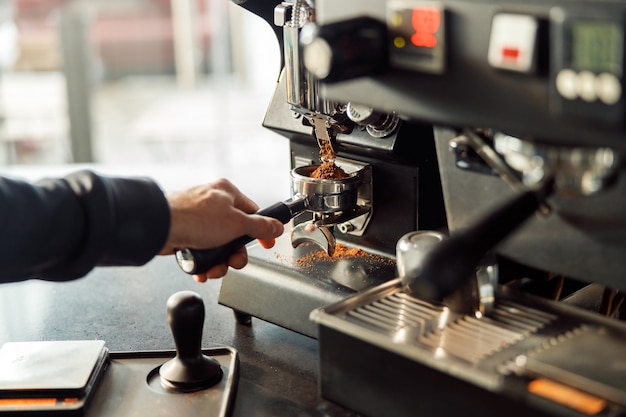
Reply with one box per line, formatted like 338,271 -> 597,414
342,294 -> 557,364
418,300 -> 556,363
344,292 -> 446,336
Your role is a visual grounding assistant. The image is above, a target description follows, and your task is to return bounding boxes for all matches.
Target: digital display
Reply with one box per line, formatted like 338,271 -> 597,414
389,6 -> 442,51
387,1 -> 446,73
571,21 -> 623,75
410,7 -> 441,48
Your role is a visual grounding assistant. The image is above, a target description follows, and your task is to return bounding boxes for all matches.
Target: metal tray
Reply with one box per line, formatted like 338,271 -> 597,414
86,348 -> 239,417
311,279 -> 626,417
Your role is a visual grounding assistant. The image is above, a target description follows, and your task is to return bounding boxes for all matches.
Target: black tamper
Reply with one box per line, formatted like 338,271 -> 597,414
159,291 -> 223,392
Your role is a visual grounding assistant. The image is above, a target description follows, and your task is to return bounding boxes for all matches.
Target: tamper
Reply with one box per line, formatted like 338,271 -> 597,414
159,291 -> 223,392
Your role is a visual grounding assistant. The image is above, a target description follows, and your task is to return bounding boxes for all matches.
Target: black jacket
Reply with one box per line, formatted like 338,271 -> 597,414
0,170 -> 170,282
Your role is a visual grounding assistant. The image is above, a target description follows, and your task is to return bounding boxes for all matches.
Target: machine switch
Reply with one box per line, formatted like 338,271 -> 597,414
488,13 -> 539,73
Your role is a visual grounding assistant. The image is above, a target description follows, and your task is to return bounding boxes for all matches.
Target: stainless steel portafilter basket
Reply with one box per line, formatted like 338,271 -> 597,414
290,165 -> 362,213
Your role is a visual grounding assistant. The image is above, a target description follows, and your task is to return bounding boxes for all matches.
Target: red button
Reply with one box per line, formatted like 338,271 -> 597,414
502,47 -> 520,60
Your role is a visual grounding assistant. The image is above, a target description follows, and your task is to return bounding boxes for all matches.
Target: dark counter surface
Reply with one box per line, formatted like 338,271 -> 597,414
0,256 -> 358,417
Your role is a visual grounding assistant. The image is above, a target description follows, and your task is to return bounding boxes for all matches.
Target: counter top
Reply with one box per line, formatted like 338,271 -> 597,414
0,256 -> 358,417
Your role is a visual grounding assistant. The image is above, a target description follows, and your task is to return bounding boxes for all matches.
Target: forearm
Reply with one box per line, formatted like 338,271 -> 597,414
0,171 -> 170,282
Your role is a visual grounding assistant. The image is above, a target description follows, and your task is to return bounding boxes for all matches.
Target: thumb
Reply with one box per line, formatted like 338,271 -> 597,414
244,215 -> 284,240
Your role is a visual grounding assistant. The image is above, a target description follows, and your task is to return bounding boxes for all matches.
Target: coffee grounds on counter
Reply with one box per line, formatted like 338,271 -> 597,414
295,243 -> 394,269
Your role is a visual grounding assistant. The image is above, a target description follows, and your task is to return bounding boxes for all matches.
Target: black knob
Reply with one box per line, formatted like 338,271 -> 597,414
159,291 -> 223,392
301,17 -> 388,83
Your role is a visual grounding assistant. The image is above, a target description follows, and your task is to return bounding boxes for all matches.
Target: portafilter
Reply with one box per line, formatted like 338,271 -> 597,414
175,165 -> 363,275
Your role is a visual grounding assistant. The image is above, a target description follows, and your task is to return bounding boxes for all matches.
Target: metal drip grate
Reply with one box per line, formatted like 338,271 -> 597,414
418,300 -> 556,363
313,280 -> 626,416
341,293 -> 557,364
344,291 -> 446,336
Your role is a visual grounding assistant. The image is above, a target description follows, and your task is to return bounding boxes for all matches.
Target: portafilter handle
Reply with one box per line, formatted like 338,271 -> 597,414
175,196 -> 307,275
404,182 -> 552,300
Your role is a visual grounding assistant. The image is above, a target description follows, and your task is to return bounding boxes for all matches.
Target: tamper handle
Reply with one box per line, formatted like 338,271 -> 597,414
175,197 -> 307,275
167,291 -> 204,361
159,291 -> 222,391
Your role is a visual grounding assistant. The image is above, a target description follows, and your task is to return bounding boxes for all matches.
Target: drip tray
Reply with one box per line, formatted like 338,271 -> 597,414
311,279 -> 626,417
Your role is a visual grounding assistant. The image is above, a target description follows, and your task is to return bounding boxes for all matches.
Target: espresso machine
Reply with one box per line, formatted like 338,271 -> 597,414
216,1 -> 447,337
212,0 -> 626,416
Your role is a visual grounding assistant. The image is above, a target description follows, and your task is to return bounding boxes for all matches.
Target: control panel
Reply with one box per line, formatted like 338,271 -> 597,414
310,0 -> 626,151
551,7 -> 624,124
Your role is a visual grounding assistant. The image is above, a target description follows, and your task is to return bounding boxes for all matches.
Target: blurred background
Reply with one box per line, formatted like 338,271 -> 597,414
0,0 -> 289,200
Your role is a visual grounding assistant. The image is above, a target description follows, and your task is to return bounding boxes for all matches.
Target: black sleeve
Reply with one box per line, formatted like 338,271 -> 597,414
0,170 -> 171,282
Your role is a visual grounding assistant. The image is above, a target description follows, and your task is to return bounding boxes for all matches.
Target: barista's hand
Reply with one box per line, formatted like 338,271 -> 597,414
159,178 -> 284,282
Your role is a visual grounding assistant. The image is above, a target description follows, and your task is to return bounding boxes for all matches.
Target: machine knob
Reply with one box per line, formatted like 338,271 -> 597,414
346,103 -> 385,126
159,291 -> 223,392
346,102 -> 400,138
301,17 -> 388,83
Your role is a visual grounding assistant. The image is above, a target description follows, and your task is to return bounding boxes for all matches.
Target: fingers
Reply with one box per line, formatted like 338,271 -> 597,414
213,178 -> 259,214
208,179 -> 284,240
192,247 -> 248,282
258,238 -> 276,249
193,273 -> 209,283
168,178 -> 287,283
244,215 -> 284,241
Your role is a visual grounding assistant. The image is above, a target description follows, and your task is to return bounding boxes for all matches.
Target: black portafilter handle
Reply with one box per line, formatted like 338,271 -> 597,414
405,183 -> 552,301
175,196 -> 307,275
159,291 -> 222,392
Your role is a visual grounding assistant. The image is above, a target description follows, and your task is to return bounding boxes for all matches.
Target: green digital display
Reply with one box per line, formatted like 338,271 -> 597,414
571,21 -> 623,75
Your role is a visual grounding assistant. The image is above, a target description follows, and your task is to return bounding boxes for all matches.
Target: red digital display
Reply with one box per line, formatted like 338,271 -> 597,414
388,2 -> 446,73
411,7 -> 441,48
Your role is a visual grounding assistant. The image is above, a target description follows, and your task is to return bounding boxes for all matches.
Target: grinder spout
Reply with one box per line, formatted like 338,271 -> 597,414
291,223 -> 336,256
